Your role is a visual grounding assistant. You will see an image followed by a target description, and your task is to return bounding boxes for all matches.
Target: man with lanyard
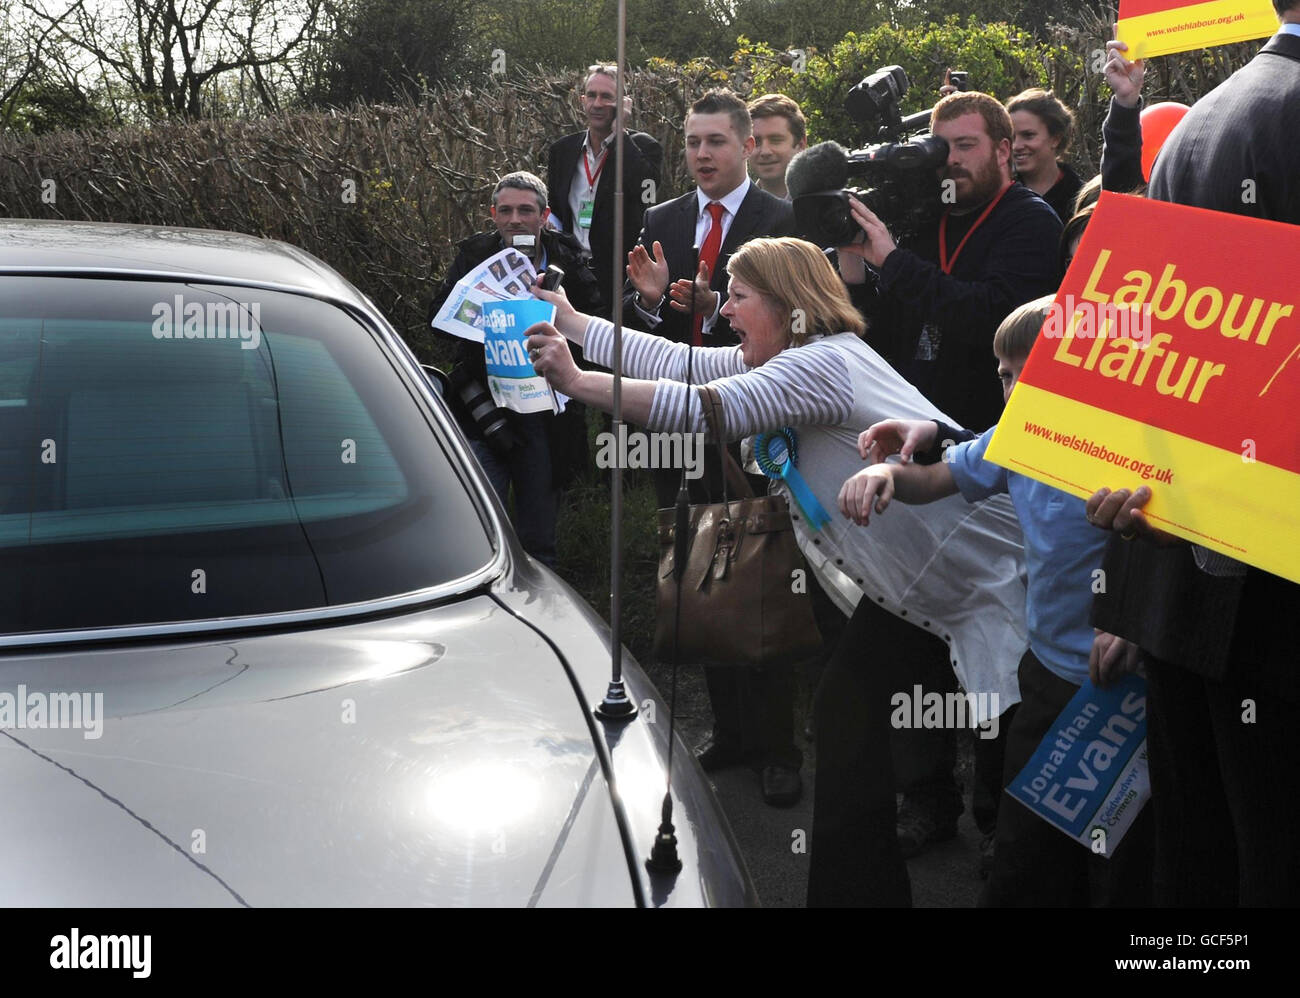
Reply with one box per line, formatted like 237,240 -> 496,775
836,91 -> 1061,869
427,171 -> 601,569
547,64 -> 662,317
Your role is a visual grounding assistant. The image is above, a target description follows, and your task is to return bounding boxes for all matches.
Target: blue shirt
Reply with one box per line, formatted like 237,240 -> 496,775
947,426 -> 1107,685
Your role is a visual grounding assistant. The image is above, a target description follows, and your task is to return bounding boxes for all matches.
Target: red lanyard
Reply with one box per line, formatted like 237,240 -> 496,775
582,143 -> 608,186
939,181 -> 1012,274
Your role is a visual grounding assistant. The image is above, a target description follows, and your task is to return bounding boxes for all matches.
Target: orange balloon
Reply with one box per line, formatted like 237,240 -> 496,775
1140,102 -> 1191,182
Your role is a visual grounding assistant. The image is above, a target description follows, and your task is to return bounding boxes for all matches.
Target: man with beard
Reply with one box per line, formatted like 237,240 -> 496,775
833,91 -> 1061,883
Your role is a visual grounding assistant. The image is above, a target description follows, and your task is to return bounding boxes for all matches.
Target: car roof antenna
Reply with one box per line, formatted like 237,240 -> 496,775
583,4 -> 681,877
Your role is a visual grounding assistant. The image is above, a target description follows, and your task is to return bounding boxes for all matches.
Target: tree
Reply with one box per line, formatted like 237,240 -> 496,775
21,0 -> 326,120
301,0 -> 484,106
729,0 -> 889,53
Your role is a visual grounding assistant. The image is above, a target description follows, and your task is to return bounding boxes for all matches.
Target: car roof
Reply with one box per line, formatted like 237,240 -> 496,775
0,218 -> 364,305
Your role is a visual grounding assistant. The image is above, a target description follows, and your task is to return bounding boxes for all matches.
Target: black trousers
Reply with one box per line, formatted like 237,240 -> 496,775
884,607 -> 1014,834
1143,651 -> 1300,906
979,649 -> 1153,907
807,596 -> 912,906
889,636 -> 962,821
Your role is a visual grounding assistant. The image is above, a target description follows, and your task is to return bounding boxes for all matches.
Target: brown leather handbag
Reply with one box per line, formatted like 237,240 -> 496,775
653,386 -> 824,668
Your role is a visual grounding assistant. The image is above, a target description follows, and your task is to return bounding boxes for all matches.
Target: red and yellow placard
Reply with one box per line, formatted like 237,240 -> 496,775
985,192 -> 1300,583
1116,0 -> 1278,58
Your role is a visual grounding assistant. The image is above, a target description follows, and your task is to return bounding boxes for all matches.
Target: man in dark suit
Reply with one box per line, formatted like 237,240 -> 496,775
624,90 -> 800,807
547,64 -> 662,316
624,89 -> 796,351
1089,4 -> 1300,905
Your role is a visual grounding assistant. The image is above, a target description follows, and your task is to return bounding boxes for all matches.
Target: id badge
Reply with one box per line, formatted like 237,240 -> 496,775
578,198 -> 594,229
915,323 -> 942,361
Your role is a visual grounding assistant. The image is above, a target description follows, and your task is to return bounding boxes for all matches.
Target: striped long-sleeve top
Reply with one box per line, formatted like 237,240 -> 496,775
580,315 -> 1029,718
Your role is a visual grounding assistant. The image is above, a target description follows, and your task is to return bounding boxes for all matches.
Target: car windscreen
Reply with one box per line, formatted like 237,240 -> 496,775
0,277 -> 495,636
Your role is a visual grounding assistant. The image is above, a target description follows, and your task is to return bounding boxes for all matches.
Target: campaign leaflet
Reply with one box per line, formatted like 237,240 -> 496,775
1007,673 -> 1150,858
482,299 -> 560,415
431,247 -> 537,343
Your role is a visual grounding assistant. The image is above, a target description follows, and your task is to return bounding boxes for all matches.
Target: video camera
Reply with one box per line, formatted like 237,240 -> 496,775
790,65 -> 962,248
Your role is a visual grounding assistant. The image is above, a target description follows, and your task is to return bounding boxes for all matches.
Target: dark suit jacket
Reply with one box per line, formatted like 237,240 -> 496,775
1092,31 -> 1300,688
621,183 -> 796,347
547,129 -> 662,303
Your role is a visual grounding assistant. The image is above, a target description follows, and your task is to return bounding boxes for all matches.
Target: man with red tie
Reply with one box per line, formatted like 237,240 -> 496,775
623,90 -> 800,807
624,89 -> 795,351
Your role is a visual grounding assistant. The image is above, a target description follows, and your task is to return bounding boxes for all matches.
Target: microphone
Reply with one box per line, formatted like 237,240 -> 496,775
786,141 -> 850,199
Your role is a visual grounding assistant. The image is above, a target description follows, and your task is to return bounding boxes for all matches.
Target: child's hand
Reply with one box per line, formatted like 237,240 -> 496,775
838,464 -> 895,526
858,419 -> 938,463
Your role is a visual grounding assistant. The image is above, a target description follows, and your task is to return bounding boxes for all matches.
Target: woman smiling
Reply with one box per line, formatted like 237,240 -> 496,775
1007,88 -> 1084,222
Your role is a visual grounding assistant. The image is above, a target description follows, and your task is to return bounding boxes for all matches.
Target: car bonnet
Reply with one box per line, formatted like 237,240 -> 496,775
0,596 -> 636,907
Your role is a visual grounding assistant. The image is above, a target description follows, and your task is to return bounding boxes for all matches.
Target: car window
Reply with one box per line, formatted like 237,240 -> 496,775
0,278 -> 494,636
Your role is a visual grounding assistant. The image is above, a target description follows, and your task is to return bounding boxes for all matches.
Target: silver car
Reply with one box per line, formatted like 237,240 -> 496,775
0,219 -> 754,907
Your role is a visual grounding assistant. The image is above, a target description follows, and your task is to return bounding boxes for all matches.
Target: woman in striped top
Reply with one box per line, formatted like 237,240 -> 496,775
526,236 -> 1027,906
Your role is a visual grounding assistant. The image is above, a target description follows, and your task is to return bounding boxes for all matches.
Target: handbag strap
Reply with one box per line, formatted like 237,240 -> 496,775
695,384 -> 753,501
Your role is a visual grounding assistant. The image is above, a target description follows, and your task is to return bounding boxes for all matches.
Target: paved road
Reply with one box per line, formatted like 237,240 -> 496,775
646,660 -> 986,908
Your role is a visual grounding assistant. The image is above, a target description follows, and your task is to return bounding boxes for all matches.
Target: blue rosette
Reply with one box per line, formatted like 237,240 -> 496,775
754,428 -> 830,531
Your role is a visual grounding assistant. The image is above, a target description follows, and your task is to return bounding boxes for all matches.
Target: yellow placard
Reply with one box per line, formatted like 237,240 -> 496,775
1117,0 -> 1278,59
985,193 -> 1300,585
985,384 -> 1300,583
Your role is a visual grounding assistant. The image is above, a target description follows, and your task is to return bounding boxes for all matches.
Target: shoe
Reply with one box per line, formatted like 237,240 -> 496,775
896,796 -> 958,859
695,736 -> 749,773
761,765 -> 802,807
978,831 -> 996,879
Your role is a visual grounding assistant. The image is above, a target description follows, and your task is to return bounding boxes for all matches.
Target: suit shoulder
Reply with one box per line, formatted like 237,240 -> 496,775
642,191 -> 694,223
630,131 -> 662,153
997,184 -> 1064,230
551,131 -> 584,154
746,185 -> 794,217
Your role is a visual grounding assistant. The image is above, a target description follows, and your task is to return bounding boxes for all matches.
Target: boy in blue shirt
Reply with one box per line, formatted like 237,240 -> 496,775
839,294 -> 1152,906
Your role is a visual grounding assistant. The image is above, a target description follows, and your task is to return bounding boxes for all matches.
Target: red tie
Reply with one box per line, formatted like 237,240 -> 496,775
693,201 -> 725,346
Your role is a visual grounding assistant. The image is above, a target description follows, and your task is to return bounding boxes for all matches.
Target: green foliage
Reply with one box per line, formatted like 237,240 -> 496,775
728,0 -> 889,52
304,0 -> 486,106
476,0 -> 734,72
4,77 -> 115,135
739,16 -> 1084,145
